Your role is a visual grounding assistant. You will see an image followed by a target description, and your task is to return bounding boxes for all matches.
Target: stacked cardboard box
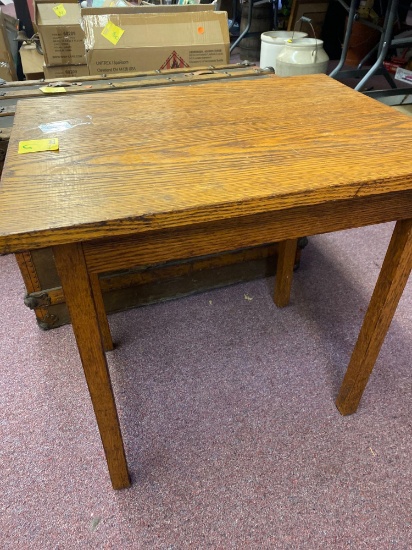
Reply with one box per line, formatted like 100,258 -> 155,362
82,5 -> 230,76
0,9 -> 18,81
33,2 -> 229,79
19,43 -> 45,80
34,0 -> 89,78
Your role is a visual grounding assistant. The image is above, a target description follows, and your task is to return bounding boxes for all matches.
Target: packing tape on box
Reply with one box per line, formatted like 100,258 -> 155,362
82,15 -> 112,50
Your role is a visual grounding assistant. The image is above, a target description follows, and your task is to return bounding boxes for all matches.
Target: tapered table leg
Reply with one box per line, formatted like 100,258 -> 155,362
53,243 -> 130,489
274,238 -> 298,307
89,272 -> 114,352
336,219 -> 412,415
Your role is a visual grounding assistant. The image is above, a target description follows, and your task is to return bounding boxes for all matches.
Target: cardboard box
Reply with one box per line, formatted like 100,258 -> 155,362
43,63 -> 90,78
19,43 -> 45,80
0,9 -> 18,81
82,6 -> 229,75
395,67 -> 412,84
35,0 -> 87,66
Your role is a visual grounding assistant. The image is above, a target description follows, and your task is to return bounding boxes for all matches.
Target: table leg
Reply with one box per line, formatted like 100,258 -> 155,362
89,273 -> 114,352
53,243 -> 130,489
336,219 -> 412,415
274,238 -> 298,307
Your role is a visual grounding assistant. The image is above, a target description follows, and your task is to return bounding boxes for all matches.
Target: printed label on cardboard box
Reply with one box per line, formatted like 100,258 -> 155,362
87,44 -> 228,75
43,64 -> 90,79
188,48 -> 227,65
39,28 -> 86,65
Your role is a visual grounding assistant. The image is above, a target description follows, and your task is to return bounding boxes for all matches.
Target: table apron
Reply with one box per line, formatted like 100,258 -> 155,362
83,191 -> 412,274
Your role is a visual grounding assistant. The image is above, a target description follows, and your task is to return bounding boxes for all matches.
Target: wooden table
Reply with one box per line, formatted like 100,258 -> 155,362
1,75 -> 412,489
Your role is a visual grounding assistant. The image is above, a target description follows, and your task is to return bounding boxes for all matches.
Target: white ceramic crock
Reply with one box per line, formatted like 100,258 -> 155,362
259,31 -> 308,71
275,38 -> 329,76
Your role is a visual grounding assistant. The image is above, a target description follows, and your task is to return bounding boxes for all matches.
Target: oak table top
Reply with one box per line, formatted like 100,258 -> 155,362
1,74 -> 412,253
1,75 -> 412,489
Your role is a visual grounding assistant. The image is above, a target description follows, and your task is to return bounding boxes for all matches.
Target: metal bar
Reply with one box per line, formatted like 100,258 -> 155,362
0,62 -> 256,88
354,0 -> 400,90
230,0 -> 254,52
329,0 -> 358,78
0,68 -> 271,101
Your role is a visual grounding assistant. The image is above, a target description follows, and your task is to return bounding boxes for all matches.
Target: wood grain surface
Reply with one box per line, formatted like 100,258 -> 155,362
274,239 -> 298,307
82,191 -> 412,274
53,242 -> 130,489
336,218 -> 412,415
1,74 -> 412,254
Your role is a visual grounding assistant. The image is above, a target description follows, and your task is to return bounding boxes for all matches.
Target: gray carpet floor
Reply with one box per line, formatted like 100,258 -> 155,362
1,221 -> 412,548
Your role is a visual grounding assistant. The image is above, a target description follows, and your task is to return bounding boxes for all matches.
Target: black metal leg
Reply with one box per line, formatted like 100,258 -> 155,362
230,0 -> 254,52
354,0 -> 400,90
329,0 -> 358,78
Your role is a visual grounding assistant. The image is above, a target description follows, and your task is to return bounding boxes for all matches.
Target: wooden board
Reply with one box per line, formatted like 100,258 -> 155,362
17,241 -> 306,329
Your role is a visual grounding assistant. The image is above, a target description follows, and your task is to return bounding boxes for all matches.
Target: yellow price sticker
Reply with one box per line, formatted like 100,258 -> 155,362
53,4 -> 66,17
39,87 -> 67,94
101,21 -> 124,46
18,138 -> 59,154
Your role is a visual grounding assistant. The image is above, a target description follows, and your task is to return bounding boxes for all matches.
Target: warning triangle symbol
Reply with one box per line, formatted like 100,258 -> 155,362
160,51 -> 189,70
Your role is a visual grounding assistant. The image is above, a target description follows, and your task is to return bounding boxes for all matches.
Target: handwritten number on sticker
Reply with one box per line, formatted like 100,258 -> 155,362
53,4 -> 66,17
101,21 -> 124,46
18,138 -> 59,154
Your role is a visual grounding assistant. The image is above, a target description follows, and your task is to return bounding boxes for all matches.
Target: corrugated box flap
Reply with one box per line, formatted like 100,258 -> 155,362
83,11 -> 229,51
35,0 -> 78,4
82,5 -> 215,15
